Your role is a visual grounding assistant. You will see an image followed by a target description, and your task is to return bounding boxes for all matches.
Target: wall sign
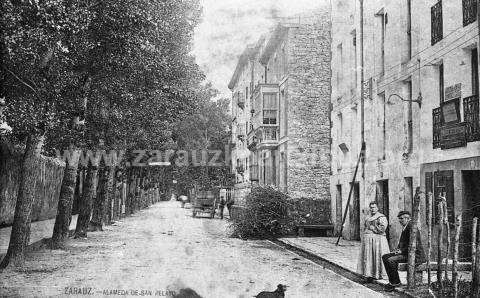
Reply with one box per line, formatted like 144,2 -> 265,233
362,77 -> 373,101
440,122 -> 467,149
444,83 -> 461,102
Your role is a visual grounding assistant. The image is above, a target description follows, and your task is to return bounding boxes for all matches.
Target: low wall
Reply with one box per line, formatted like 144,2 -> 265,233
0,154 -> 65,227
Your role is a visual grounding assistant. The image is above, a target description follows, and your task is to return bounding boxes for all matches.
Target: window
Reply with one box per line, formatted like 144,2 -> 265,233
431,1 -> 443,45
380,12 -> 386,75
263,93 -> 277,125
379,93 -> 386,159
280,90 -> 287,137
375,9 -> 386,75
439,63 -> 444,104
472,48 -> 479,95
463,0 -> 477,27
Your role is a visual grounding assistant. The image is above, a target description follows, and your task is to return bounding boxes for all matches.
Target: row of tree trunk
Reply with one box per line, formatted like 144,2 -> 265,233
0,148 -> 163,268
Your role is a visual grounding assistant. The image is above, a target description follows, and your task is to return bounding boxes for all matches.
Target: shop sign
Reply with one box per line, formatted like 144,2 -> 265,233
444,83 -> 461,102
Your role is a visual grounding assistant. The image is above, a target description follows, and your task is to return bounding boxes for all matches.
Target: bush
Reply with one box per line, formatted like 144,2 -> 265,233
229,186 -> 301,239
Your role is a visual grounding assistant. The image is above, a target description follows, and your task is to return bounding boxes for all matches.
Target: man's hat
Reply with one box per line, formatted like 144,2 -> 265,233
397,211 -> 411,218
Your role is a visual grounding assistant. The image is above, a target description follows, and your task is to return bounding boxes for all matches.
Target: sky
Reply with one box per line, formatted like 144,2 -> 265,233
192,0 -> 326,99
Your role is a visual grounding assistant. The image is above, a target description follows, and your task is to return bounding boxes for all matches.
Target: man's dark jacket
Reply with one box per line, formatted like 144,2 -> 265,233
397,221 -> 426,263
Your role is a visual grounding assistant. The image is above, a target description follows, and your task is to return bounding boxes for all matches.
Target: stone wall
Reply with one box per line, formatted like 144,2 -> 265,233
0,154 -> 65,227
286,11 -> 332,202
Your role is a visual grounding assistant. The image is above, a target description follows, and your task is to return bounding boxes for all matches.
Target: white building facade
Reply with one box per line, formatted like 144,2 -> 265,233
331,0 -> 480,254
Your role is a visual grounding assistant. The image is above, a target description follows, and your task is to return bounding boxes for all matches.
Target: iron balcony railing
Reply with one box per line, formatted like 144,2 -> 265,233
463,94 -> 480,142
431,1 -> 443,45
433,107 -> 442,149
463,0 -> 477,27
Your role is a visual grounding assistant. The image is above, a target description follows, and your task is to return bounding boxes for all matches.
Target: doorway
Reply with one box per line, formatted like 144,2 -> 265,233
461,170 -> 480,259
336,185 -> 342,234
376,180 -> 390,241
349,182 -> 361,240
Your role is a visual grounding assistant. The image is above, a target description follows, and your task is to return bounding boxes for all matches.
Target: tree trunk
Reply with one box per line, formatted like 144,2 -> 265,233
103,166 -> 115,224
125,168 -> 133,215
0,134 -> 44,268
51,150 -> 80,248
90,167 -> 107,231
74,164 -> 98,238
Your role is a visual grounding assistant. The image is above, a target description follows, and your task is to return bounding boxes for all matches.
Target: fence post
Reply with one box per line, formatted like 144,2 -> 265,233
473,218 -> 478,274
443,196 -> 451,282
473,219 -> 480,297
452,214 -> 461,298
407,188 -> 421,288
437,199 -> 443,292
427,192 -> 433,288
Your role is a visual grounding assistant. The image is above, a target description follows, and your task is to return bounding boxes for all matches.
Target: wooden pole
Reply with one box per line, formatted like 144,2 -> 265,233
472,218 -> 480,297
452,214 -> 462,298
473,217 -> 478,275
427,192 -> 433,287
442,195 -> 450,282
473,226 -> 480,298
437,199 -> 443,292
336,142 -> 365,246
407,188 -> 421,288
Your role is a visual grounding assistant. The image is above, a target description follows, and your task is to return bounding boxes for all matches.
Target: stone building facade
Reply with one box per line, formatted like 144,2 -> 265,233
229,10 -> 331,205
331,0 -> 480,255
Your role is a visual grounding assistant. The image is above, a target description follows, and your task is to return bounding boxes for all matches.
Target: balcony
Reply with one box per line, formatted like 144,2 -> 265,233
463,0 -> 477,27
256,125 -> 279,150
249,164 -> 259,181
431,1 -> 443,45
432,95 -> 480,149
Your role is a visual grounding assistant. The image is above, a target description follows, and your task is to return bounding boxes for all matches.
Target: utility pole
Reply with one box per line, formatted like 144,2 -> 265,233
359,0 -> 366,178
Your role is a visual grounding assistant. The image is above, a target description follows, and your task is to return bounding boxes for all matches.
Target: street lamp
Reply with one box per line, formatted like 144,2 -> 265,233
387,92 -> 423,108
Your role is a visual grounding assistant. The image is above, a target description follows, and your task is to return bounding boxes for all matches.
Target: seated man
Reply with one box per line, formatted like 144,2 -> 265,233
382,211 -> 426,291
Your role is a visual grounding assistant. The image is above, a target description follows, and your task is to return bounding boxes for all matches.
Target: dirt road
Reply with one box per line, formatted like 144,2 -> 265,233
0,201 -> 390,297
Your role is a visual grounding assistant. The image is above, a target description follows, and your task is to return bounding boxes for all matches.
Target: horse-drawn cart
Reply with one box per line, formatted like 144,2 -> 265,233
192,190 -> 218,218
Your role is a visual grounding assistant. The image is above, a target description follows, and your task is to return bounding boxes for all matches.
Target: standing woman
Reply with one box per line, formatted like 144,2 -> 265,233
357,201 -> 390,282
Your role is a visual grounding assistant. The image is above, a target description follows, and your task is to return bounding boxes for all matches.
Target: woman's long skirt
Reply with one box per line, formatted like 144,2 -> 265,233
356,233 -> 390,279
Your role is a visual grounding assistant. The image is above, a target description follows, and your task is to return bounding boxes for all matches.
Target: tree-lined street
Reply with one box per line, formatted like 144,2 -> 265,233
0,201 -> 390,297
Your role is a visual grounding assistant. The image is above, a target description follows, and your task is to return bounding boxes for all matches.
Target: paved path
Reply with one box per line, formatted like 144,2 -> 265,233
0,201 -> 388,298
278,236 -> 472,286
0,215 -> 78,256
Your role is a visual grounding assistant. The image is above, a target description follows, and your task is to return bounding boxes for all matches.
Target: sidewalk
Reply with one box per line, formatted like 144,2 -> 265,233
0,215 -> 78,256
277,237 -> 471,292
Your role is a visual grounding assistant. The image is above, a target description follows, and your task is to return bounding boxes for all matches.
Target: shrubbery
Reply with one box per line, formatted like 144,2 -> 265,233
229,186 -> 301,239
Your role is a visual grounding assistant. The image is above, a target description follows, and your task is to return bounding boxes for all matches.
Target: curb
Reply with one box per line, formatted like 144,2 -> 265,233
272,238 -> 417,298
